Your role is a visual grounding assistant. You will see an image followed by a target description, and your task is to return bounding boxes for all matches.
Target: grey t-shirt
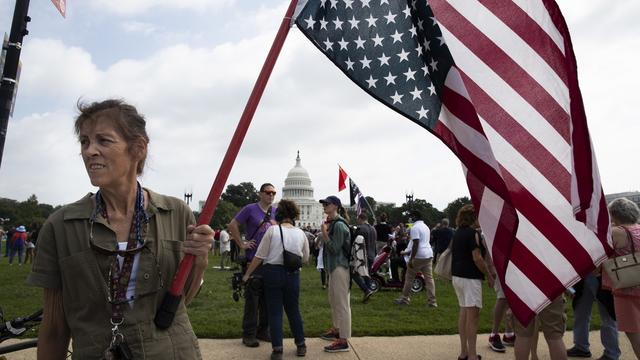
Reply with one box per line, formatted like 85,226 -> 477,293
357,223 -> 377,262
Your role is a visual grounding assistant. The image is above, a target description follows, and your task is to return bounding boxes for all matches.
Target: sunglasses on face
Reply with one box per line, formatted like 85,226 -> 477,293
262,191 -> 276,196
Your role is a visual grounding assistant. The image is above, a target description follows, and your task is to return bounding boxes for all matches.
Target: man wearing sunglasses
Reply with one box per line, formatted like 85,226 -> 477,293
228,183 -> 278,348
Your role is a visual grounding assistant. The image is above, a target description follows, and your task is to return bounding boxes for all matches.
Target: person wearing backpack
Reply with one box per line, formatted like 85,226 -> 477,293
318,195 -> 352,353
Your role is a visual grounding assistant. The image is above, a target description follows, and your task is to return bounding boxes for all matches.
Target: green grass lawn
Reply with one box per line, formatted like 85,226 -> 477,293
0,254 -> 599,338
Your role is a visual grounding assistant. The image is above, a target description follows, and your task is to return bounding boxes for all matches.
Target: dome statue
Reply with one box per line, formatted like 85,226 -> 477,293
281,151 -> 324,229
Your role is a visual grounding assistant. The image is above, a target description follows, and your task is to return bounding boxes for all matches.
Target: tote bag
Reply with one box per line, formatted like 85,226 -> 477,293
602,226 -> 640,290
434,241 -> 452,280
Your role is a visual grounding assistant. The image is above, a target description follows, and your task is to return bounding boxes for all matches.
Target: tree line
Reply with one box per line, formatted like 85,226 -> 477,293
0,195 -> 61,229
204,182 -> 471,230
0,183 -> 470,230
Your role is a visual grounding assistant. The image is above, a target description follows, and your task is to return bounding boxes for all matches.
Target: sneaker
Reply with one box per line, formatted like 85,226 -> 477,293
566,346 -> 592,358
502,333 -> 515,346
242,337 -> 259,347
488,334 -> 506,353
394,298 -> 410,305
270,349 -> 283,360
428,303 -> 438,308
363,290 -> 374,304
324,339 -> 349,353
296,344 -> 307,357
320,328 -> 339,341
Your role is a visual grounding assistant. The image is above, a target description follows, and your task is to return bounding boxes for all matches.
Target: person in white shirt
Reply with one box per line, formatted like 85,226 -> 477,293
394,210 -> 437,307
243,199 -> 309,360
219,229 -> 231,269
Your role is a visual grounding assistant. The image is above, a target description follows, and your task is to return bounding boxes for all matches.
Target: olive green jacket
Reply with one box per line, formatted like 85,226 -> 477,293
27,189 -> 201,359
323,216 -> 351,273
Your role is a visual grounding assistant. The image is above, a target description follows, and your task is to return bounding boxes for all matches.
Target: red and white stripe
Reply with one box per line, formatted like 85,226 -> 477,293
430,0 -> 612,325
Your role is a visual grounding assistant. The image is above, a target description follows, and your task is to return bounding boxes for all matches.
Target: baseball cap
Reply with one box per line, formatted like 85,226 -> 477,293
319,195 -> 342,207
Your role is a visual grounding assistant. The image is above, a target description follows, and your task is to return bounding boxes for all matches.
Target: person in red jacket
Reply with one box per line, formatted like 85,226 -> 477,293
9,225 -> 27,265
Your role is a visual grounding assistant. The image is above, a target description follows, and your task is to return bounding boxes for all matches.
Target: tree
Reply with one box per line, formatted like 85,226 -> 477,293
0,198 -> 19,226
364,196 -> 377,210
443,196 -> 471,227
220,182 -> 259,208
209,199 -> 240,229
0,194 -> 57,229
401,198 -> 443,227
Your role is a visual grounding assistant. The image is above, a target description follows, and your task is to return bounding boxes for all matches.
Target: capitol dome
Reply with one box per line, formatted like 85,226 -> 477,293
281,151 -> 323,228
283,152 -> 314,199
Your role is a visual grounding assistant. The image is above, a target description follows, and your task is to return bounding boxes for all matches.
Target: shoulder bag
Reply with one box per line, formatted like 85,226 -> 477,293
279,225 -> 302,272
434,236 -> 453,281
602,226 -> 640,290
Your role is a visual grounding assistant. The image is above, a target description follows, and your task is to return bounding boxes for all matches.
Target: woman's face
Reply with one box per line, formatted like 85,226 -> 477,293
80,119 -> 139,190
322,203 -> 335,215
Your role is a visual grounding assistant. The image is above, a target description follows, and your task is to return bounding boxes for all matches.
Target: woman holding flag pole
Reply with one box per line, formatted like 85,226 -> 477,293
27,99 -> 213,359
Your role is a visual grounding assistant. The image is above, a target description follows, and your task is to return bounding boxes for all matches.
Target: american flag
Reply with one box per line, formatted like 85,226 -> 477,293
295,0 -> 611,324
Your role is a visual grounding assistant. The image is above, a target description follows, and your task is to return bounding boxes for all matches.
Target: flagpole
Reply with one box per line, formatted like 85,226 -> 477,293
155,0 -> 300,329
0,0 -> 31,169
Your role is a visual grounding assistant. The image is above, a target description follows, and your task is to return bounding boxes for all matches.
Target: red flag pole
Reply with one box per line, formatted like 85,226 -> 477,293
155,0 -> 300,329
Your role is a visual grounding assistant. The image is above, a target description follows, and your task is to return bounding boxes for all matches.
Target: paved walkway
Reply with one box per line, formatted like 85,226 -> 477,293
1,331 -> 635,359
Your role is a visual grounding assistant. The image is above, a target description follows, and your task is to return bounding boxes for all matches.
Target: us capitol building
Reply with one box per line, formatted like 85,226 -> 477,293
280,151 -> 324,229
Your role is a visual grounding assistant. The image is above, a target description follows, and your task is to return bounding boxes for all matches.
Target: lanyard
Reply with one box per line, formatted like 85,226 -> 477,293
91,183 -> 149,325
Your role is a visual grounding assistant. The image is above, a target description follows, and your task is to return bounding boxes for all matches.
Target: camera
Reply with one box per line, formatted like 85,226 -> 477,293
231,272 -> 244,302
230,272 -> 263,302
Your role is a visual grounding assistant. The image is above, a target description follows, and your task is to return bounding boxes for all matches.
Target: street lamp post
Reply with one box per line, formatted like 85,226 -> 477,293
0,0 -> 31,169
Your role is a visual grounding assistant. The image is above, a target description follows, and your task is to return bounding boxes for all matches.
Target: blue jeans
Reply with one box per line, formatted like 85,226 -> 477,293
572,273 -> 620,359
8,243 -> 25,264
352,273 -> 371,292
262,264 -> 305,349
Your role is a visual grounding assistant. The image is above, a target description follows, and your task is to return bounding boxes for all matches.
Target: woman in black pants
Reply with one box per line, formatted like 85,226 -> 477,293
244,200 -> 310,359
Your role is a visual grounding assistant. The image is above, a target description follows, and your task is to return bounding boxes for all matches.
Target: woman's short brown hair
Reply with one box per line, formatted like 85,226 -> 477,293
74,99 -> 150,175
456,204 -> 476,228
276,199 -> 300,222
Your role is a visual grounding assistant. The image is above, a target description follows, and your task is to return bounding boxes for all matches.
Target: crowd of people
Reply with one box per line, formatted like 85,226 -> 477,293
1,99 -> 637,359
0,224 -> 38,265
217,188 -> 639,360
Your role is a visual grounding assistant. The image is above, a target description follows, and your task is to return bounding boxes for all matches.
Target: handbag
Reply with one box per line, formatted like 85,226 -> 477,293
434,239 -> 453,281
279,225 -> 302,272
602,226 -> 640,290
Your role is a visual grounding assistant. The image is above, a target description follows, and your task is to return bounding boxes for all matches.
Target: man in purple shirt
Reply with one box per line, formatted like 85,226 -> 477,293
228,183 -> 277,347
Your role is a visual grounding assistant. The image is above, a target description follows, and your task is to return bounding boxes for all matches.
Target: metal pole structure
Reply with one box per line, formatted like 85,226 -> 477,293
0,0 -> 31,169
154,0 -> 300,329
363,196 -> 376,222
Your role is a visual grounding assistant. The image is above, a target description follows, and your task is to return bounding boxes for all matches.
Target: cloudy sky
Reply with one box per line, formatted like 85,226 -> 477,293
0,0 -> 638,212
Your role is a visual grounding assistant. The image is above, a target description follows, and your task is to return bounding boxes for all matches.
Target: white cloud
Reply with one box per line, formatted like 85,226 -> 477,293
1,0 -> 638,213
121,21 -> 157,35
20,39 -> 102,99
90,0 -> 236,16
